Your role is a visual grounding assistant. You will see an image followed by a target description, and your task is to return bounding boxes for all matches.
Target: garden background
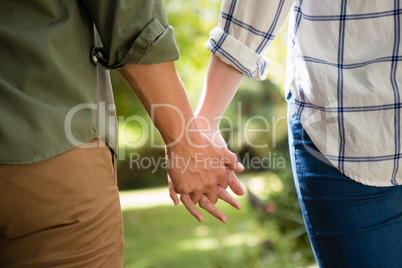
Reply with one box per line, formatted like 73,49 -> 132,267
111,1 -> 317,267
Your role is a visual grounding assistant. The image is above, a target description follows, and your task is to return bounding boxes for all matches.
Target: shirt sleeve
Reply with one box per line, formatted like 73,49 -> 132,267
207,0 -> 295,80
82,0 -> 180,69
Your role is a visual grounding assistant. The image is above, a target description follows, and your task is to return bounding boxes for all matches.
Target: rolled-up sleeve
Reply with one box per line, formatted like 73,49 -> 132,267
207,0 -> 295,80
83,0 -> 180,69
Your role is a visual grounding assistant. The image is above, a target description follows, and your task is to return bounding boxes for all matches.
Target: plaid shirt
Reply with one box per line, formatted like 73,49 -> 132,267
207,0 -> 402,186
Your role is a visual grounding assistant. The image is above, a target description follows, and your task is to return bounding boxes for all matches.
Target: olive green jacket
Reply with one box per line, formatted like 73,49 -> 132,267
0,0 -> 180,164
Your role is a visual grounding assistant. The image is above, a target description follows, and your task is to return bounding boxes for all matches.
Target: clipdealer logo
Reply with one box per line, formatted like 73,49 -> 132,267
64,102 -> 287,166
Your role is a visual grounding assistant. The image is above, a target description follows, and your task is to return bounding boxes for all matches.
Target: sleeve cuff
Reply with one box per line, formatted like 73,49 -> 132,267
92,19 -> 180,69
205,27 -> 271,80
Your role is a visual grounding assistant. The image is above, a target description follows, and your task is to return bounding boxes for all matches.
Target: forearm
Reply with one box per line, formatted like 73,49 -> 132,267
195,54 -> 245,130
120,61 -> 196,145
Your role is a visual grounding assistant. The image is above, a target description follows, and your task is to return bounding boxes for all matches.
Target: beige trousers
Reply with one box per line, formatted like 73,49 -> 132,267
0,139 -> 124,267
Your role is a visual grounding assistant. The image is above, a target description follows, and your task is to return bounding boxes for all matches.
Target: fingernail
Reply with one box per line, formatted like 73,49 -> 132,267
198,217 -> 204,223
237,162 -> 245,170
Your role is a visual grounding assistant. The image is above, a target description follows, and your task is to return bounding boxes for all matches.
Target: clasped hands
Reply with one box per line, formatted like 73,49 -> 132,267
166,127 -> 244,223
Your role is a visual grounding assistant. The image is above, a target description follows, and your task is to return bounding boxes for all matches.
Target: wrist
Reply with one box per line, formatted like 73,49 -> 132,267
164,118 -> 208,149
153,103 -> 196,146
194,113 -> 220,132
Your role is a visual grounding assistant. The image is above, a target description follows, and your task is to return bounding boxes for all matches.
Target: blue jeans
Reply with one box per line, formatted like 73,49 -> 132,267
287,93 -> 402,267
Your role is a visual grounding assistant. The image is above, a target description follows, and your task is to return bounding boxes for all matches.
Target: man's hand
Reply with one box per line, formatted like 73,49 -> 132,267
176,187 -> 242,223
168,176 -> 244,223
168,129 -> 245,223
166,131 -> 243,205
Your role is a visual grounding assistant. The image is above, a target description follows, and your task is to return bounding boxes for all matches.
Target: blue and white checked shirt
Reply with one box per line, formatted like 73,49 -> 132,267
207,0 -> 402,186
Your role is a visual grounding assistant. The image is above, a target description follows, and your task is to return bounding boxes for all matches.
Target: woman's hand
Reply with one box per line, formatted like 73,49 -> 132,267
167,125 -> 245,223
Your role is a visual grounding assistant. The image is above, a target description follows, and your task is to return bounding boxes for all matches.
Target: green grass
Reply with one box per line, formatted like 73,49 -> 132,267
122,192 -> 317,268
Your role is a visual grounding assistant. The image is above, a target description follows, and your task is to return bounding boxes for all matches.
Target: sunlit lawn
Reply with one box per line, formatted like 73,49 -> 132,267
121,187 -> 317,268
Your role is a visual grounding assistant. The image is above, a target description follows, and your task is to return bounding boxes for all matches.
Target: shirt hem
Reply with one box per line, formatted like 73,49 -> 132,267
0,133 -> 106,165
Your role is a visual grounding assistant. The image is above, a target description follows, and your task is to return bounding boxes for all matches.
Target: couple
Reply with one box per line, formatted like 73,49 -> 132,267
1,0 -> 402,267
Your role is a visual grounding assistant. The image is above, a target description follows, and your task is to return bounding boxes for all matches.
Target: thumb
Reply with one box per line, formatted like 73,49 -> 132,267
223,148 -> 244,172
227,169 -> 245,196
